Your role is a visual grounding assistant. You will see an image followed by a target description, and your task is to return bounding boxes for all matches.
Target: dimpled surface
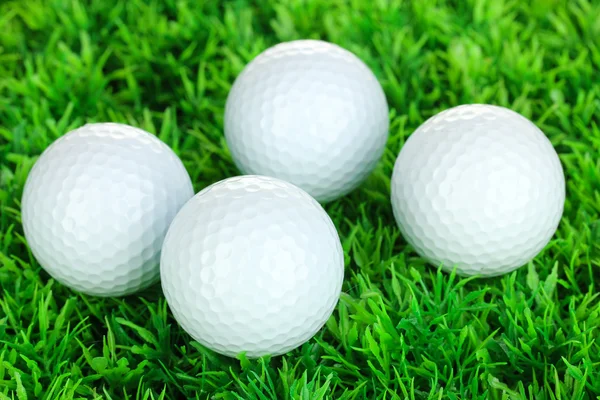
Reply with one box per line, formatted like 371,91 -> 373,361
160,175 -> 344,357
21,123 -> 194,296
391,104 -> 565,277
224,40 -> 389,203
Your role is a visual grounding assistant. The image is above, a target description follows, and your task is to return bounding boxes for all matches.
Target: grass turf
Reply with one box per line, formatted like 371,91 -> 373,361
1,0 -> 599,398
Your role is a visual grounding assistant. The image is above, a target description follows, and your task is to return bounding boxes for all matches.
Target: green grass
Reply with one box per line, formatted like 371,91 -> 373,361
1,0 -> 599,398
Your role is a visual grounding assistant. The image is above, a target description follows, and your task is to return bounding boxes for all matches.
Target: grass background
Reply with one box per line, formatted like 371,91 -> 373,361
1,0 -> 599,399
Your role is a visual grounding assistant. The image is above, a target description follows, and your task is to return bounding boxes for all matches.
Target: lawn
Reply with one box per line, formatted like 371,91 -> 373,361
1,0 -> 599,399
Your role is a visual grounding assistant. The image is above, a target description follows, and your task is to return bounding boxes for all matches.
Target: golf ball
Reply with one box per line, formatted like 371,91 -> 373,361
224,40 -> 389,203
21,123 -> 194,296
391,104 -> 565,277
160,175 -> 344,358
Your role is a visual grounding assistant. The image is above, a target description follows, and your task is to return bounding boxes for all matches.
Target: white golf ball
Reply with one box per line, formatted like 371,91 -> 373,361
391,104 -> 565,277
224,40 -> 389,203
160,175 -> 344,358
21,123 -> 194,296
